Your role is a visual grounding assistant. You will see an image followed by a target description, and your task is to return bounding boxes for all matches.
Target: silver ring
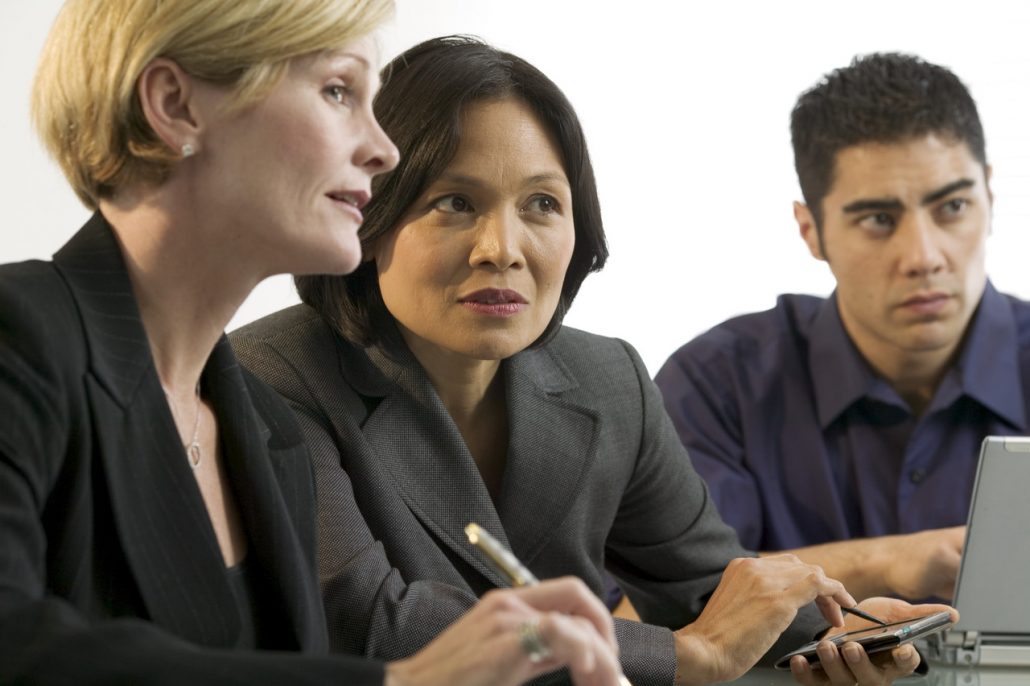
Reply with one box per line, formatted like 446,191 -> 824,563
518,619 -> 553,663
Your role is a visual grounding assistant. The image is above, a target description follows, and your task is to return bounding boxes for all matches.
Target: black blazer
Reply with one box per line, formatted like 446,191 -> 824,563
0,214 -> 382,684
232,305 -> 829,686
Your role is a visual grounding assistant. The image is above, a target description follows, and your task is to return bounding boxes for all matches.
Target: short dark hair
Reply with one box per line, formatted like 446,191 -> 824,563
297,35 -> 608,350
791,52 -> 987,229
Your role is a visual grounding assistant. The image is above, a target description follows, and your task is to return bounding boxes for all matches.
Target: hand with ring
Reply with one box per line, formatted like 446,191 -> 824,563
384,576 -> 626,686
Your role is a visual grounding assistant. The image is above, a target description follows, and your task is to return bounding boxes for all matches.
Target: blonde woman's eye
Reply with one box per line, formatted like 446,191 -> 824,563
433,195 -> 473,213
324,84 -> 352,104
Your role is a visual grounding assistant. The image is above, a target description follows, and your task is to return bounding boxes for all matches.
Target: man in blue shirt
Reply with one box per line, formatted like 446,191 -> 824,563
656,53 -> 1030,602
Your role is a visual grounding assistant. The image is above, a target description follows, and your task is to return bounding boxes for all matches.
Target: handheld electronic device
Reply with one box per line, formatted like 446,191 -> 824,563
775,611 -> 954,670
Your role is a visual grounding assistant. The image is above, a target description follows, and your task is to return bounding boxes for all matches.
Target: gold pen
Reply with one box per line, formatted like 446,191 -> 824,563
465,523 -> 634,686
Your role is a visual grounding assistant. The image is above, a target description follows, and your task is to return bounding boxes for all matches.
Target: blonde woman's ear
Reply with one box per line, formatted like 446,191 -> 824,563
137,57 -> 201,156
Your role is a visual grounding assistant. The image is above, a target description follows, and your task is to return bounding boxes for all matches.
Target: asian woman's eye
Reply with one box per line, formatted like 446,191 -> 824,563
524,195 -> 561,214
433,195 -> 473,213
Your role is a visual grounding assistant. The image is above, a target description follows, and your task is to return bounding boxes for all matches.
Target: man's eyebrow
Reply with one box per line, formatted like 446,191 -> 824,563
841,178 -> 978,214
922,178 -> 975,205
842,198 -> 904,214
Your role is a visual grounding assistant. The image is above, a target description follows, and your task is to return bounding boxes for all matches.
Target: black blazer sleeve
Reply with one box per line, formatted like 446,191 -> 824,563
0,262 -> 383,685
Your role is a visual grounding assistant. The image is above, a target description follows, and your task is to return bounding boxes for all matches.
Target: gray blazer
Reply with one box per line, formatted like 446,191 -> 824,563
231,305 -> 826,686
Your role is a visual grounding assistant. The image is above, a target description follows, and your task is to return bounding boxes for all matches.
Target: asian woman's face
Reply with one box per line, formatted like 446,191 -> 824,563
191,36 -> 399,277
371,97 -> 576,362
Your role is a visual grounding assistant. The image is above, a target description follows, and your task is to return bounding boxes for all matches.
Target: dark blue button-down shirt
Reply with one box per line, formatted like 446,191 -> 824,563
655,282 -> 1030,551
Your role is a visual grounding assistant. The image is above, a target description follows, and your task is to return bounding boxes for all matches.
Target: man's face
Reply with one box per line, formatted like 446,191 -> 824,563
796,134 -> 991,367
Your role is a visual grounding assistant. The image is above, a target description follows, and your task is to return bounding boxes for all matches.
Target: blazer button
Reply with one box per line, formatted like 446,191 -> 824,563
909,468 -> 927,484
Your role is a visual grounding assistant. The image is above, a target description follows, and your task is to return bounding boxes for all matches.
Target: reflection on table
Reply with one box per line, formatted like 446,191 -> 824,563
722,662 -> 1030,686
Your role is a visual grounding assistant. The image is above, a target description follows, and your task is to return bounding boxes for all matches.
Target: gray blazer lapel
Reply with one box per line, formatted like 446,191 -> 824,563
498,346 -> 599,566
352,345 -> 514,588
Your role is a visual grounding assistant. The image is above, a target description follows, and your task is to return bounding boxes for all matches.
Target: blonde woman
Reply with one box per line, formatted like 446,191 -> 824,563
0,2 -> 624,685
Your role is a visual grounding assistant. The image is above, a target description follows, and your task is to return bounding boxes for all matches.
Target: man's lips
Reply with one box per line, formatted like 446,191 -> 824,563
899,291 -> 951,307
897,291 -> 953,316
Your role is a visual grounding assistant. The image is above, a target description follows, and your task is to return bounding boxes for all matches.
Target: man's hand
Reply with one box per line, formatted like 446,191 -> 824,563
882,527 -> 964,600
767,525 -> 966,601
789,597 -> 958,686
673,554 -> 856,685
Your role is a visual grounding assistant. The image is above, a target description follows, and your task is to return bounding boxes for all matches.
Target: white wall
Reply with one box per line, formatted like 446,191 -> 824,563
4,1 -> 1029,373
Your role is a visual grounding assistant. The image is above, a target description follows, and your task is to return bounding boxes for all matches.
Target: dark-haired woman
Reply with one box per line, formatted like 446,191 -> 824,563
0,3 -> 625,683
232,36 -> 953,686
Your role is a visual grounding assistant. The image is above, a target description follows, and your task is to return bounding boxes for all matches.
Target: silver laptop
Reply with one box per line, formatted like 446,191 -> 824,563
927,436 -> 1030,667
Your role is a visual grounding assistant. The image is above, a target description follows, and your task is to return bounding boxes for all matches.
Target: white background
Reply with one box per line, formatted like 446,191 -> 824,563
3,1 -> 1029,373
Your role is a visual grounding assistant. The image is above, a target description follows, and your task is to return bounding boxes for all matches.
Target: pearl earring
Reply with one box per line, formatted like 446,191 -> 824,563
181,143 -> 195,158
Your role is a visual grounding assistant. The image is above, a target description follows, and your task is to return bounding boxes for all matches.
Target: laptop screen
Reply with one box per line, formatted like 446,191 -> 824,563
952,436 -> 1030,634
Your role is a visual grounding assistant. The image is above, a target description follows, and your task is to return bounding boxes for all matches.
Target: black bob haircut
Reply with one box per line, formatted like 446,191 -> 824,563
791,52 -> 987,230
296,35 -> 608,351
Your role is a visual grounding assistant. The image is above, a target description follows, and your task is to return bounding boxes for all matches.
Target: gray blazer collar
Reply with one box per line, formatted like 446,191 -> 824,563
341,337 -> 598,586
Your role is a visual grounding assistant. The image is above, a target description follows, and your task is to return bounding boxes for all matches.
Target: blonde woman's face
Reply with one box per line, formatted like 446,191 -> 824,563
190,36 -> 399,277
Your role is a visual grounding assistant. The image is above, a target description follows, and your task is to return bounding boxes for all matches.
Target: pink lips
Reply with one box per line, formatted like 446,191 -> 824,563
327,189 -> 370,223
898,291 -> 952,316
459,288 -> 528,317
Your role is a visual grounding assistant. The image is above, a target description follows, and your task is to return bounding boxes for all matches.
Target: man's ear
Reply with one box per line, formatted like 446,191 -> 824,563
794,201 -> 826,261
136,57 -> 202,156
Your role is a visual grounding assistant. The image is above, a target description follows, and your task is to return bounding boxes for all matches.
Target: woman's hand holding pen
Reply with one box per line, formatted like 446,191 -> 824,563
672,554 -> 856,686
385,577 -> 624,686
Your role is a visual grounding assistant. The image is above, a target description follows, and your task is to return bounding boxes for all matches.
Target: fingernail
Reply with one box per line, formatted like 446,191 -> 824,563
790,656 -> 806,674
844,644 -> 862,664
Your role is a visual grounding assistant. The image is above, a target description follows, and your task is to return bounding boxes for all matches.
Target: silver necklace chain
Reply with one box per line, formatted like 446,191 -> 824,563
163,382 -> 203,470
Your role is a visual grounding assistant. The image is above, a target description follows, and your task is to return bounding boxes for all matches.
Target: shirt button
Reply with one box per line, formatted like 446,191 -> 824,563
909,468 -> 927,484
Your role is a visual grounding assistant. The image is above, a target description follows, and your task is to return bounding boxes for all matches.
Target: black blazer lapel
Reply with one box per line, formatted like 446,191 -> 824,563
56,214 -> 239,645
343,344 -> 514,589
207,338 -> 327,652
497,346 -> 599,567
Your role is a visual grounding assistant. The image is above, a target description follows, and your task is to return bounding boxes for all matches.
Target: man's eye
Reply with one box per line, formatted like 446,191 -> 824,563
433,195 -> 473,213
858,212 -> 895,232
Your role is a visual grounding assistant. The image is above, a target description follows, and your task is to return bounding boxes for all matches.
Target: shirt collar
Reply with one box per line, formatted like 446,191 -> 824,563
807,281 -> 1026,430
808,294 -> 883,428
953,281 -> 1026,430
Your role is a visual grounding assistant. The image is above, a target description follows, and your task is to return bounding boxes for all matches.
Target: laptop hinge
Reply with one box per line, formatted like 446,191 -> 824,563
935,630 -> 1030,667
956,631 -> 980,666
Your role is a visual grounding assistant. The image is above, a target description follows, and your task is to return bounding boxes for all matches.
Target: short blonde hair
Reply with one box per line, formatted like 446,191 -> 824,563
32,0 -> 393,208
